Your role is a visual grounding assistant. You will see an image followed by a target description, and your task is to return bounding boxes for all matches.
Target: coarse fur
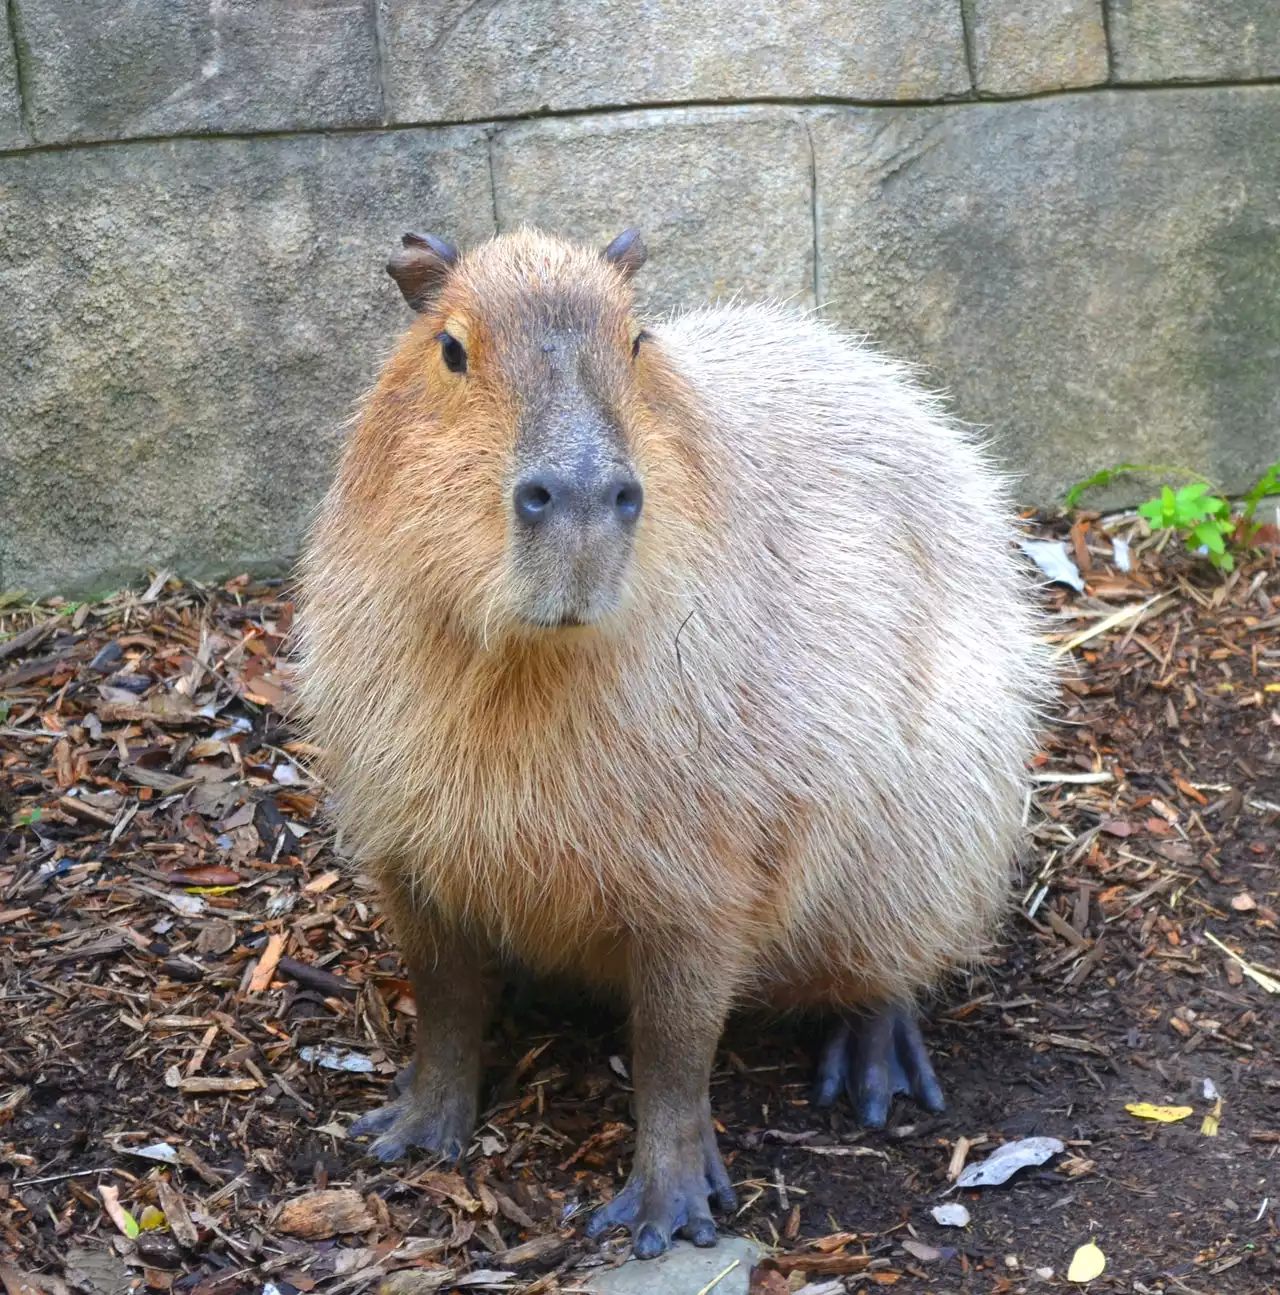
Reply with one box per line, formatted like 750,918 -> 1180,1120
297,227 -> 1056,1038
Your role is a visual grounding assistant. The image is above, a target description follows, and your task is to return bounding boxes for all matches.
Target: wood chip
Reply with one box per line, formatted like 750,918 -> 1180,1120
276,1189 -> 378,1239
156,1180 -> 199,1249
248,932 -> 286,993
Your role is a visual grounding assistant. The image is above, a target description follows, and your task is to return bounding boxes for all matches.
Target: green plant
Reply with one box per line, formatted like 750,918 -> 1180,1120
1065,459 -> 1280,575
1241,461 -> 1280,526
1138,483 -> 1236,570
1063,463 -> 1209,512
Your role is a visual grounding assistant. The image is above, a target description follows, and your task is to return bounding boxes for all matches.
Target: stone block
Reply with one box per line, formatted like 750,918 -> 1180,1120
17,0 -> 382,145
0,127 -> 494,595
491,108 -> 815,316
970,0 -> 1109,94
0,23 -> 25,149
1111,0 -> 1280,81
381,0 -> 969,123
811,88 -> 1280,507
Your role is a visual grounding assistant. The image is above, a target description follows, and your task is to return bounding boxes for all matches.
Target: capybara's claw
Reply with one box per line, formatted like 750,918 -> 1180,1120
586,1130 -> 736,1258
349,1091 -> 472,1161
813,1005 -> 946,1127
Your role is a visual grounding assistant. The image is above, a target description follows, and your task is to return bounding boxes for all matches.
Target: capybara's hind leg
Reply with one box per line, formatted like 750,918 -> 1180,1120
586,946 -> 738,1259
350,922 -> 490,1161
812,1006 -> 945,1127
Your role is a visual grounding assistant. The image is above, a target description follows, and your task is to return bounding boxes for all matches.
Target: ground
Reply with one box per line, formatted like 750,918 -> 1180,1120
1,513 -> 1277,1295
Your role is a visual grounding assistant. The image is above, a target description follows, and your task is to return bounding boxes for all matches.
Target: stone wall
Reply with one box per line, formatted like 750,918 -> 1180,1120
2,1 -> 1278,594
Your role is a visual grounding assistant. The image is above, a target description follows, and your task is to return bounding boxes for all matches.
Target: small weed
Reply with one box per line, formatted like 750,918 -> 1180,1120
1137,483 -> 1235,571
1066,460 -> 1280,575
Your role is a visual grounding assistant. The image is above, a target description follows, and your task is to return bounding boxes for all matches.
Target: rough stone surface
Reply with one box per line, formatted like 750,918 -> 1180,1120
0,24 -> 25,149
16,0 -> 382,145
582,1238 -> 764,1294
812,88 -> 1280,507
0,128 -> 494,595
970,0 -> 1109,94
491,108 -> 815,317
1111,0 -> 1280,82
381,0 -> 969,122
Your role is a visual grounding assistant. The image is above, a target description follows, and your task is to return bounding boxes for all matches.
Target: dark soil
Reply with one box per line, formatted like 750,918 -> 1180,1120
1,516 -> 1277,1295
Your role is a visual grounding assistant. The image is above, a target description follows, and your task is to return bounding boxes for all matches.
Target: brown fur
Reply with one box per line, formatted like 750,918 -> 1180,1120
298,226 -> 1054,1033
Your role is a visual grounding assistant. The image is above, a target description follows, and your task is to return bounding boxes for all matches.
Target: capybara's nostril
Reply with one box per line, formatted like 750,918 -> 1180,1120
610,476 -> 644,526
513,474 -> 562,526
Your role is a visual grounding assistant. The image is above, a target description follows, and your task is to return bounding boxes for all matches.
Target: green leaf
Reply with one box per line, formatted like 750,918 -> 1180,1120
1137,497 -> 1166,525
1175,482 -> 1209,507
1242,461 -> 1280,520
1191,522 -> 1227,554
15,807 -> 42,826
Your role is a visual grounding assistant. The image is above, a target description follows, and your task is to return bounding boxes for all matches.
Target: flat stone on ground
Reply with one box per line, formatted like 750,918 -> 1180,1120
582,1237 -> 765,1295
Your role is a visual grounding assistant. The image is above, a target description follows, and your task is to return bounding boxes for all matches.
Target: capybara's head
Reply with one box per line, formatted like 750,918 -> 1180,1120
371,225 -> 696,641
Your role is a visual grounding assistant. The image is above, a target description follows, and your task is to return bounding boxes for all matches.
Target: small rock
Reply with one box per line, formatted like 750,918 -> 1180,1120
1231,892 -> 1257,912
584,1237 -> 763,1294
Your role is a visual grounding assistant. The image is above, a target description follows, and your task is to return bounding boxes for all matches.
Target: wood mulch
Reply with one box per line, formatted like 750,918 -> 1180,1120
1,515 -> 1277,1295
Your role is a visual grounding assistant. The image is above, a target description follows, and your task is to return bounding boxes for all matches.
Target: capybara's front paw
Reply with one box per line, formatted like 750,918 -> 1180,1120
585,1126 -> 737,1259
349,1088 -> 474,1161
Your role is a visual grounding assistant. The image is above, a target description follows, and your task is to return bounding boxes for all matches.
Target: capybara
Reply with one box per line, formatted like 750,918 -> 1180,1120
297,226 -> 1053,1258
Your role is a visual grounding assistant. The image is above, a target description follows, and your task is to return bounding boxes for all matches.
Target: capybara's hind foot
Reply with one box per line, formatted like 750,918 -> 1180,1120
813,1005 -> 946,1127
585,1122 -> 737,1259
349,1088 -> 474,1162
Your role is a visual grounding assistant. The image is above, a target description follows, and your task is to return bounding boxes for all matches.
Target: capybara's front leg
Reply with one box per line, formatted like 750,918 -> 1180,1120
350,920 -> 490,1161
586,950 -> 738,1258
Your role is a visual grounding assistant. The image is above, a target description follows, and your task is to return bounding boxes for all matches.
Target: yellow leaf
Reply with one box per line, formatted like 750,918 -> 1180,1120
1201,1097 -> 1223,1136
1067,1240 -> 1106,1283
138,1205 -> 166,1231
1125,1102 -> 1194,1123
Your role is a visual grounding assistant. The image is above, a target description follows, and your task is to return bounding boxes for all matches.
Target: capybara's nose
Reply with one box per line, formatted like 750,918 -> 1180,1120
605,473 -> 644,526
513,471 -> 643,528
512,472 -> 561,526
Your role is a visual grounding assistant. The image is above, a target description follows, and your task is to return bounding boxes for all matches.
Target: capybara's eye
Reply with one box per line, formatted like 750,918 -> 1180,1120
631,330 -> 650,360
440,332 -> 467,374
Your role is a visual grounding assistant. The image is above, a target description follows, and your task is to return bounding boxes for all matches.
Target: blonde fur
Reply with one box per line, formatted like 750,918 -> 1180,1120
297,228 -> 1056,1020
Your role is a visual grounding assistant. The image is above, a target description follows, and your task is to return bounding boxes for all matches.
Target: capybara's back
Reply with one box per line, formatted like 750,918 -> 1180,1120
298,227 -> 1053,1257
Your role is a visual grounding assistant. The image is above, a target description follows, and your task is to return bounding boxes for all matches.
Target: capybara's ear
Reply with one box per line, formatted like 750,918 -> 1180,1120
386,232 -> 459,311
601,229 -> 647,281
